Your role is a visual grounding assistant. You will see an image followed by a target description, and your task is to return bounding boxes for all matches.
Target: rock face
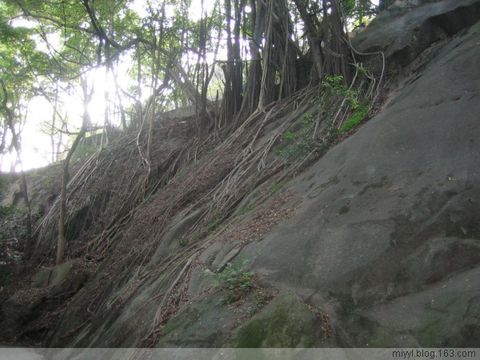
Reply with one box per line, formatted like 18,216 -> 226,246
242,17 -> 480,346
354,0 -> 480,66
2,0 -> 480,349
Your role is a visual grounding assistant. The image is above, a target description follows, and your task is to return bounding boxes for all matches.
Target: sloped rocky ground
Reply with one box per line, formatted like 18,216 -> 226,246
243,12 -> 480,346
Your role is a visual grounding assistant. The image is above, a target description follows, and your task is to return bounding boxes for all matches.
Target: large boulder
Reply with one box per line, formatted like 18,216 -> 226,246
354,0 -> 480,66
238,19 -> 480,346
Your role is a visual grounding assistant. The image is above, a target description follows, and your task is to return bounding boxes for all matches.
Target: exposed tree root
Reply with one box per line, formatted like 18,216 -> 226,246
27,51 -> 385,346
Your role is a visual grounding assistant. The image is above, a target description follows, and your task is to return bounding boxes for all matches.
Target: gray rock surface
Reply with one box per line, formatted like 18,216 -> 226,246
354,0 -> 480,66
238,17 -> 480,346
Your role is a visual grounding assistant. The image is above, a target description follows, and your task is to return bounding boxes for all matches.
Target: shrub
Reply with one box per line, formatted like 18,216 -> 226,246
0,204 -> 19,218
322,74 -> 363,110
322,74 -> 346,94
322,75 -> 371,135
214,260 -> 255,304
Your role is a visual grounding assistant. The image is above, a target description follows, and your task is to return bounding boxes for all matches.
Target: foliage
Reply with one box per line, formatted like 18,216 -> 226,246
179,237 -> 188,247
323,75 -> 359,107
276,112 -> 317,163
339,104 -> 370,134
0,0 -> 382,167
0,1 -> 57,162
0,204 -> 18,218
342,0 -> 378,26
270,181 -> 286,195
213,260 -> 255,304
322,74 -> 346,94
322,75 -> 371,134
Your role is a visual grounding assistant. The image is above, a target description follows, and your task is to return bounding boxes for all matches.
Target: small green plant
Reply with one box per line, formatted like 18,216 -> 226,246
214,260 -> 255,304
0,205 -> 19,218
282,130 -> 297,143
302,112 -> 315,124
322,74 -> 371,135
339,104 -> 370,134
322,74 -> 362,109
270,180 -> 285,194
323,74 -> 346,94
275,111 -> 317,162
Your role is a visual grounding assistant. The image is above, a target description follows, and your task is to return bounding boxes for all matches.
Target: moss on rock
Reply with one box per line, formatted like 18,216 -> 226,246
231,293 -> 330,347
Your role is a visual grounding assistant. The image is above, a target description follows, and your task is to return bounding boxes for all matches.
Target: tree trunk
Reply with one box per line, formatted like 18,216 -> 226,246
322,0 -> 351,82
56,79 -> 91,264
237,0 -> 264,119
258,0 -> 274,109
292,0 -> 325,82
0,79 -> 33,258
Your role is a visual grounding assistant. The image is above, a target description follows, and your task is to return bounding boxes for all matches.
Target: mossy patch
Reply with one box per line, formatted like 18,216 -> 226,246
0,204 -> 18,218
339,105 -> 370,134
231,293 -> 327,347
415,292 -> 469,347
156,292 -> 254,347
